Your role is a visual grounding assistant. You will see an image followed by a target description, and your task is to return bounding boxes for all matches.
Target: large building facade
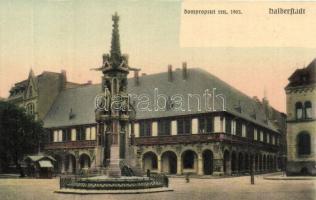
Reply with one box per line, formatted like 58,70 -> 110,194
285,60 -> 316,176
41,65 -> 286,176
6,15 -> 286,176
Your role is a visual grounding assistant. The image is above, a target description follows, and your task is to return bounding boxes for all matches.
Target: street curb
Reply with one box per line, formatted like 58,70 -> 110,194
263,176 -> 316,180
55,187 -> 174,194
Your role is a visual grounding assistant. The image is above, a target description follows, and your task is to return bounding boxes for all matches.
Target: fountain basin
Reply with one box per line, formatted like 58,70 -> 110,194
57,175 -> 173,194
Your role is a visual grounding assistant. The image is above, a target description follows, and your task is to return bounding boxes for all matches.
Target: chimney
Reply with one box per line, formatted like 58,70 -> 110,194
134,70 -> 139,86
87,80 -> 92,85
182,62 -> 188,80
141,73 -> 147,76
262,97 -> 270,120
61,70 -> 67,90
168,65 -> 173,82
61,70 -> 67,81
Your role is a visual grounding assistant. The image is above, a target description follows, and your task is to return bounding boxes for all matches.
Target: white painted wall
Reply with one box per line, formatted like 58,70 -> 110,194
171,120 -> 177,135
214,116 -> 221,132
71,129 -> 76,141
242,124 -> 246,137
53,130 -> 58,142
58,130 -> 63,142
231,120 -> 236,135
91,127 -> 96,140
192,118 -> 198,134
85,127 -> 91,140
128,123 -> 132,137
152,122 -> 158,136
222,117 -> 226,132
134,123 -> 139,137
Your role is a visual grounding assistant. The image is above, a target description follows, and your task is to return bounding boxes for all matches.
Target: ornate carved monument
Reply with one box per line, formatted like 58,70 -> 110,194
56,13 -> 170,193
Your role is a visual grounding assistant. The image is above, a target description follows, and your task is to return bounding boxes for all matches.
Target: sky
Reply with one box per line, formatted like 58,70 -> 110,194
1,0 -> 316,112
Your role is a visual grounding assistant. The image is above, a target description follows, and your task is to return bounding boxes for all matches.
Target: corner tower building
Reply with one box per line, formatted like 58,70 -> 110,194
285,59 -> 316,175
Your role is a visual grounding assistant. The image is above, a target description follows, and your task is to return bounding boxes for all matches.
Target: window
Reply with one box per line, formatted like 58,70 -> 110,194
26,103 -> 35,115
231,120 -> 236,135
76,127 -> 85,141
297,132 -> 311,155
84,126 -> 97,140
158,119 -> 171,136
225,117 -> 232,134
254,129 -> 258,140
247,125 -> 254,140
304,101 -> 312,119
177,118 -> 191,135
236,121 -> 242,136
140,121 -> 152,137
242,124 -> 246,137
62,129 -> 71,141
260,131 -> 263,142
198,116 -> 213,133
295,102 -> 303,119
49,130 -> 54,143
263,132 -> 267,143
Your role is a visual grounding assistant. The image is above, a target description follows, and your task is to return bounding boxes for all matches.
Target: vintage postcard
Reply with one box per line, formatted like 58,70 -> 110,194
0,0 -> 315,200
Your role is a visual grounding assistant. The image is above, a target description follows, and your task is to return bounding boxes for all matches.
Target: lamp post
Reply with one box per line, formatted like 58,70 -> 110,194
249,137 -> 255,185
246,122 -> 255,185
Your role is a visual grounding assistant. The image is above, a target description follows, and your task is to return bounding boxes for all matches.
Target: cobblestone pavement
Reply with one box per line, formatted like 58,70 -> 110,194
0,175 -> 315,200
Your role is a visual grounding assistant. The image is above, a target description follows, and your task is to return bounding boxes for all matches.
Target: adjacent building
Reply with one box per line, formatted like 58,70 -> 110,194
6,69 -> 83,121
285,60 -> 316,175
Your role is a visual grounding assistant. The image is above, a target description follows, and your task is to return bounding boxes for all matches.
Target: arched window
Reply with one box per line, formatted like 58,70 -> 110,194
295,102 -> 303,119
297,132 -> 311,155
304,101 -> 312,119
26,103 -> 34,115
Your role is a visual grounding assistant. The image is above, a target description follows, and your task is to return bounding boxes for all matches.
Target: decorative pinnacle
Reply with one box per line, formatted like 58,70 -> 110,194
110,12 -> 121,66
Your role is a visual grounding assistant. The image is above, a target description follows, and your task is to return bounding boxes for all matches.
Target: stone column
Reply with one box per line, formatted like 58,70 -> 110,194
177,156 -> 182,175
197,154 -> 203,175
225,157 -> 232,175
76,157 -> 80,174
157,155 -> 162,173
68,157 -> 73,173
61,155 -> 66,174
107,120 -> 121,177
